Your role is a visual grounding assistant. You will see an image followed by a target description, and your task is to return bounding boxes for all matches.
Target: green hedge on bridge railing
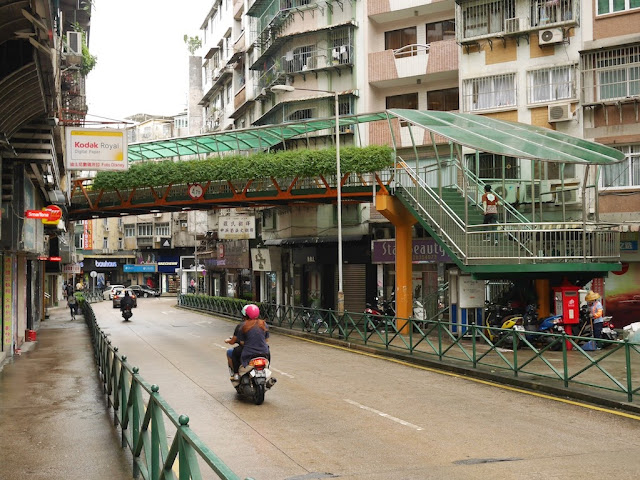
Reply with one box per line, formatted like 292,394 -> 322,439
82,301 -> 253,480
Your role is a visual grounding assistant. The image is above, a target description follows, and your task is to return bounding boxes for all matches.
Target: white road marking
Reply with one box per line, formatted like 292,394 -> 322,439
195,320 -> 212,327
271,367 -> 294,379
344,399 -> 424,431
189,333 -> 201,338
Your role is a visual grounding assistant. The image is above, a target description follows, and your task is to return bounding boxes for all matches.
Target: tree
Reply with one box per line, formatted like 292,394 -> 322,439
184,35 -> 202,55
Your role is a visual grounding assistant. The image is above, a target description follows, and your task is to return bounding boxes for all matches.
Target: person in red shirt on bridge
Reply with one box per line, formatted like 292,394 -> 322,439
481,184 -> 499,245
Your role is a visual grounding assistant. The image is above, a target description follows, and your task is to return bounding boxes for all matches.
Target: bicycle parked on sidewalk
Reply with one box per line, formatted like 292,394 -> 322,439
302,309 -> 328,334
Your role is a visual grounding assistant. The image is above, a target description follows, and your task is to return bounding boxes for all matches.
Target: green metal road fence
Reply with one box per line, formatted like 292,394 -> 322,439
82,302 -> 252,480
178,294 -> 640,406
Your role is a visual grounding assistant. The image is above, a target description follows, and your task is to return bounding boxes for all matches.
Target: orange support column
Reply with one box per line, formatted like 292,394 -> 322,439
535,279 -> 550,318
375,193 -> 417,333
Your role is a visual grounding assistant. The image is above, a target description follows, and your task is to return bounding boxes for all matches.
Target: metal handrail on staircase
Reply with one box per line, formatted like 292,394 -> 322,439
393,161 -> 468,260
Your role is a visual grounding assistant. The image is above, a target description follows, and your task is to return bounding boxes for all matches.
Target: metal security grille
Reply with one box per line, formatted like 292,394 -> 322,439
463,73 -> 516,112
527,65 -> 576,104
581,45 -> 640,104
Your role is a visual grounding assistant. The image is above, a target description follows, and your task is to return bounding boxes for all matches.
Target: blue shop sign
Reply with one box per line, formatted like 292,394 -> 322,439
157,256 -> 179,273
123,264 -> 157,273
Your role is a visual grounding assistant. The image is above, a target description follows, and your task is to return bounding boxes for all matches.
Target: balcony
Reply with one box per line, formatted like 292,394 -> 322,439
368,40 -> 457,88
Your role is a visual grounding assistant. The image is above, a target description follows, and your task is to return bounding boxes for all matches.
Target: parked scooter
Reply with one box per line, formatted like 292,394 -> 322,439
531,313 -> 565,350
364,296 -> 396,331
229,355 -> 276,405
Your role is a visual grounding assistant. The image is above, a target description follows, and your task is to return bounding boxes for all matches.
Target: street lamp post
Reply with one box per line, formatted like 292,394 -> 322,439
271,85 -> 344,315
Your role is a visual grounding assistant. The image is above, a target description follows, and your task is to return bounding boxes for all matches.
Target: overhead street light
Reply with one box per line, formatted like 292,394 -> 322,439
271,84 -> 344,315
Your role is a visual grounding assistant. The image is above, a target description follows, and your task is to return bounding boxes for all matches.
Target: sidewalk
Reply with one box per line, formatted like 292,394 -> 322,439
0,306 -> 132,480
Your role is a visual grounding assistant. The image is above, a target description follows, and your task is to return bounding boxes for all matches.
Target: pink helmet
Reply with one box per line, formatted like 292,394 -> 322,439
244,304 -> 260,319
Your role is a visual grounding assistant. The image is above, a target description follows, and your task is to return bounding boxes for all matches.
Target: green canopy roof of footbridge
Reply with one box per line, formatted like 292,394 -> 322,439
127,109 -> 625,164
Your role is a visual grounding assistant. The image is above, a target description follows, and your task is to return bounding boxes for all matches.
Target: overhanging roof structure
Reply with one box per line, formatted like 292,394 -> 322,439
126,109 -> 626,165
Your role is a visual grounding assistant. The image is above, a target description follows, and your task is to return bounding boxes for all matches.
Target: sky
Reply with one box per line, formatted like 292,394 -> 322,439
85,0 -> 211,123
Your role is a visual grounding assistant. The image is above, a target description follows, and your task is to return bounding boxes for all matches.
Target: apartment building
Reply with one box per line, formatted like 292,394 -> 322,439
190,0 -> 459,311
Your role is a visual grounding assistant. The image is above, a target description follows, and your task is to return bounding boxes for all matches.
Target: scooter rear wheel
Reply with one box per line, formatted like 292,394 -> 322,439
254,383 -> 265,405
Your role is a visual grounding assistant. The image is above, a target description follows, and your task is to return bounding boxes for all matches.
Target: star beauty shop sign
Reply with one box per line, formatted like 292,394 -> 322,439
66,128 -> 128,171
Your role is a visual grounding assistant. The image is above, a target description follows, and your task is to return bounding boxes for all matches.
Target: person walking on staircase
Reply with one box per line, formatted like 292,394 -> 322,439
482,184 -> 499,245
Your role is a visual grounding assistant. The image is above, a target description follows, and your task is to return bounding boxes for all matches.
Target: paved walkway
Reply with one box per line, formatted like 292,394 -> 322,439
0,306 -> 132,480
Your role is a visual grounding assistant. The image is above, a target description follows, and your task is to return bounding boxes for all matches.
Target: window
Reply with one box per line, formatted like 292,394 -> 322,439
427,88 -> 459,111
466,153 -> 519,179
385,27 -> 417,57
462,0 -> 513,39
288,108 -> 315,121
603,145 -> 640,188
124,224 -> 135,237
137,223 -> 153,237
530,0 -> 574,26
155,222 -> 170,236
118,238 -> 124,250
527,65 -> 575,104
463,73 -> 516,111
426,20 -> 456,43
598,49 -> 640,101
581,46 -> 640,103
174,117 -> 188,129
597,0 -> 640,15
386,93 -> 419,110
103,237 -> 108,249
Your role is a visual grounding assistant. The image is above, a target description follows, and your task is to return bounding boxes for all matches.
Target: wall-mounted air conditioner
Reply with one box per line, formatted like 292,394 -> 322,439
155,236 -> 162,243
523,180 -> 553,203
181,221 -> 188,228
67,31 -> 82,55
552,181 -> 580,205
548,103 -> 572,122
505,17 -> 526,34
493,183 -> 520,204
153,213 -> 163,218
538,28 -> 563,46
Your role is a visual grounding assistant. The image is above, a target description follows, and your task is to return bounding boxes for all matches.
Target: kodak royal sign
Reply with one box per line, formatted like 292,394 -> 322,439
66,128 -> 128,171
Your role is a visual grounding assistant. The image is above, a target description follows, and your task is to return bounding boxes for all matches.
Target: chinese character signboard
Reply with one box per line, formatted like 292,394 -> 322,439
66,128 -> 128,171
218,215 -> 256,240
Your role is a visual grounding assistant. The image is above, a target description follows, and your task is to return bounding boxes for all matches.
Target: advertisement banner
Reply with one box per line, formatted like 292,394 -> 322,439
123,264 -> 156,273
66,128 -> 128,171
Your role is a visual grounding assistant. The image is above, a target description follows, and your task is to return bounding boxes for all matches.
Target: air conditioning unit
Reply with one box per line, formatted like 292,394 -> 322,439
538,28 -> 563,46
154,213 -> 163,218
493,183 -> 520,204
552,182 -> 580,205
523,180 -> 553,203
181,221 -> 188,228
548,103 -> 572,122
67,31 -> 82,55
505,17 -> 525,34
155,236 -> 162,243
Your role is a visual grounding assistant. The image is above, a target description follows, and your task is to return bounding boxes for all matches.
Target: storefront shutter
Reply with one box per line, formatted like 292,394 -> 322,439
336,264 -> 367,314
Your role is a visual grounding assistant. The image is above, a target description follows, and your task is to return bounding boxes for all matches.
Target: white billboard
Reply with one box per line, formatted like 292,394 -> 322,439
218,215 -> 256,240
66,128 -> 128,171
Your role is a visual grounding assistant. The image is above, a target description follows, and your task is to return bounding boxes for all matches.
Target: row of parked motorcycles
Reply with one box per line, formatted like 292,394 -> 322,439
484,300 -> 618,350
363,294 -> 426,331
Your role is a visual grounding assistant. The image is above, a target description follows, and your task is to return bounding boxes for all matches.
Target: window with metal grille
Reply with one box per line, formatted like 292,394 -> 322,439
288,108 -> 315,121
461,0 -> 514,39
602,145 -> 640,188
581,46 -> 640,103
427,88 -> 459,111
597,0 -> 640,15
463,73 -> 516,111
137,223 -> 153,237
385,27 -> 417,57
527,65 -> 575,104
530,0 -> 574,26
465,153 -> 519,180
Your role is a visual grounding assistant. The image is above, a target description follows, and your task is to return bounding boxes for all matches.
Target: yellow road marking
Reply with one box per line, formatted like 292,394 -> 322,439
287,334 -> 640,421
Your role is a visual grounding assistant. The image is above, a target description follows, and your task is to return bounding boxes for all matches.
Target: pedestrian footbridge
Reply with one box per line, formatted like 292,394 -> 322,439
68,110 -> 625,316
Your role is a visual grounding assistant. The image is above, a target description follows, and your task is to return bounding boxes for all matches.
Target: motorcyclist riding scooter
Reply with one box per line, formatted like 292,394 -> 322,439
226,303 -> 276,405
120,290 -> 134,321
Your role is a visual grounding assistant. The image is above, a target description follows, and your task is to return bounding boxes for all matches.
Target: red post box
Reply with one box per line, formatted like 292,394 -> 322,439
553,285 -> 580,349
